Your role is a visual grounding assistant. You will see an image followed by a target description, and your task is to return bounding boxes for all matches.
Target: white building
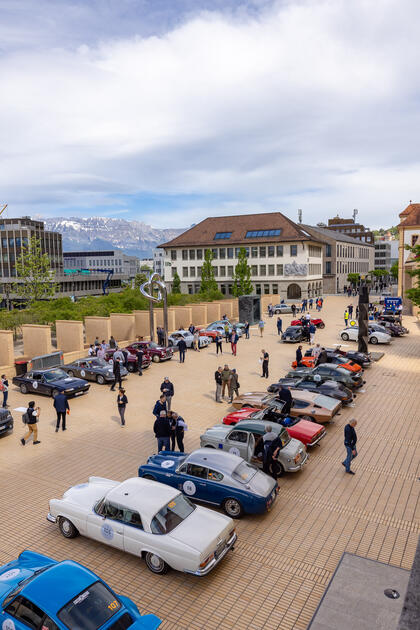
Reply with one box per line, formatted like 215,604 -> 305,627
63,249 -> 139,279
153,249 -> 165,276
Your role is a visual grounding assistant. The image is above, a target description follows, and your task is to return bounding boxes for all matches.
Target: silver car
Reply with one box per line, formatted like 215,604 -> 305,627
168,330 -> 210,348
63,357 -> 128,384
205,323 -> 243,337
273,304 -> 294,314
200,419 -> 308,475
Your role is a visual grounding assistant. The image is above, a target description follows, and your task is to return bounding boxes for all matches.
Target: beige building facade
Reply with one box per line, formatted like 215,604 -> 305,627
397,203 -> 420,314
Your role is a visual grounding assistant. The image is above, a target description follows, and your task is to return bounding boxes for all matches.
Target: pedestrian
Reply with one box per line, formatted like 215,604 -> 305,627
53,391 -> 69,432
96,346 -> 105,360
348,304 -> 353,317
21,401 -> 41,445
101,339 -> 107,351
344,309 -> 349,326
157,327 -> 165,346
312,343 -> 321,361
224,323 -> 230,342
136,347 -> 144,375
262,425 -> 277,474
221,365 -> 232,398
215,366 -> 223,402
291,304 -> 297,317
160,377 -> 174,410
277,317 -> 282,335
309,298 -> 313,309
261,349 -> 269,378
153,394 -> 167,418
172,412 -> 187,452
258,319 -> 265,337
94,336 -> 100,348
356,305 -> 359,318
188,323 -> 195,334
301,300 -> 306,313
88,344 -> 96,357
178,337 -> 187,363
110,358 -> 122,391
316,347 -> 328,365
316,299 -> 321,312
1,375 -> 9,408
117,388 -> 128,427
109,335 -> 117,349
309,322 -> 316,345
215,332 -> 223,354
296,345 -> 303,367
193,331 -> 200,351
277,385 -> 293,415
244,321 -> 250,339
153,410 -> 171,451
268,304 -> 273,317
228,368 -> 240,402
342,419 -> 358,474
113,348 -> 124,363
231,330 -> 239,356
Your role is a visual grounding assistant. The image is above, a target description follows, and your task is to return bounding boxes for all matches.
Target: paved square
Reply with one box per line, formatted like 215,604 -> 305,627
0,296 -> 419,629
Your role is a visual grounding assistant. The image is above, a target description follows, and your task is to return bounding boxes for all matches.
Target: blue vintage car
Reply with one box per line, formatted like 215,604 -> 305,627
12,367 -> 90,397
138,448 -> 278,518
0,550 -> 161,629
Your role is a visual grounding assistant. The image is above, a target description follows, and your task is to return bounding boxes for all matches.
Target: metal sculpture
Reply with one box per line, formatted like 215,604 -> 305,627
140,272 -> 168,345
358,284 -> 369,353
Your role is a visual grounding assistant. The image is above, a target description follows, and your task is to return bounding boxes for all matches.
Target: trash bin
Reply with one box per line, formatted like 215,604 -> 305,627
15,359 -> 28,376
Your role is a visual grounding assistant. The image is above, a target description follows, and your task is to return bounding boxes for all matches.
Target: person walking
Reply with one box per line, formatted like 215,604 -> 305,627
21,401 -> 41,445
342,419 -> 358,474
309,322 -> 316,345
231,330 -> 239,356
224,323 -> 230,342
53,391 -> 69,432
291,304 -> 297,317
228,368 -> 240,402
153,394 -> 167,418
309,298 -> 313,309
277,385 -> 293,415
276,317 -> 283,335
136,347 -> 144,375
153,410 -> 171,451
258,319 -> 265,337
301,300 -> 306,313
193,331 -> 200,351
296,345 -> 303,367
261,349 -> 269,378
160,377 -> 174,410
215,366 -> 223,402
312,343 -> 321,361
117,388 -> 128,426
1,375 -> 9,408
177,336 -> 187,363
221,365 -> 232,399
110,357 -> 122,391
344,309 -> 349,327
348,304 -> 353,317
215,333 -> 223,354
244,321 -> 250,339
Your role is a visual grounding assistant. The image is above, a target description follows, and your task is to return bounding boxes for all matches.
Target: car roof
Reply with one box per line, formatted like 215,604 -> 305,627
106,477 -> 178,522
235,419 -> 283,433
185,448 -> 243,474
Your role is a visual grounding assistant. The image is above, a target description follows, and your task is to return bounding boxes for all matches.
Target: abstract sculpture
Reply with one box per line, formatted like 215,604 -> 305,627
140,271 -> 168,346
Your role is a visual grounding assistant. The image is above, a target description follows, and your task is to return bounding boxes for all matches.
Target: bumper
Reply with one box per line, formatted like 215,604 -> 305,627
308,430 -> 326,447
47,513 -> 57,523
286,451 -> 309,472
184,532 -> 237,576
67,387 -> 90,397
0,422 -> 13,433
158,355 -> 173,361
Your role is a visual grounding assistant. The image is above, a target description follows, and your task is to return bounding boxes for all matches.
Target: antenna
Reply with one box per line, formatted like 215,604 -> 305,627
298,209 -> 302,224
353,208 -> 358,222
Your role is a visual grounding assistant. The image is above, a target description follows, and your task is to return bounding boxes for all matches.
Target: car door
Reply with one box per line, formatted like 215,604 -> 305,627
226,430 -> 255,461
86,499 -> 125,550
179,463 -> 210,502
78,361 -> 92,381
34,372 -> 49,395
122,507 -> 150,556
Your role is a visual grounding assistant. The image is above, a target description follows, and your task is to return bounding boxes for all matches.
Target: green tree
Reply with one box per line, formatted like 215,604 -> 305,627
405,243 -> 420,307
13,236 -> 58,305
347,273 -> 360,286
134,272 -> 149,290
172,271 -> 181,294
390,261 -> 398,280
200,249 -> 218,292
232,247 -> 253,297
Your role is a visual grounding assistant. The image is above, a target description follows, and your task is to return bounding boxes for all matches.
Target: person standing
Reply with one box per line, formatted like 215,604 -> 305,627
309,298 -> 313,309
153,410 -> 171,451
342,419 -> 358,474
348,304 -> 353,317
109,335 -> 117,349
117,388 -> 128,427
88,344 -> 96,357
178,337 -> 187,363
113,348 -> 124,363
53,391 -> 69,432
215,333 -> 223,354
262,425 -> 277,474
231,330 -> 239,356
312,343 -> 321,362
291,304 -> 297,317
261,349 -> 269,378
316,347 -> 328,365
1,375 -> 9,408
96,346 -> 105,360
296,345 -> 303,367
224,323 -> 230,342
153,394 -> 167,418
110,357 -> 122,391
258,319 -> 265,337
277,385 -> 293,415
215,367 -> 223,402
301,300 -> 306,313
160,377 -> 174,410
21,401 -> 41,445
228,368 -> 240,402
276,317 -> 283,335
188,323 -> 195,334
309,322 -> 316,345
193,331 -> 200,351
244,321 -> 250,339
136,347 -> 144,375
221,365 -> 232,398
344,309 -> 349,326
172,412 -> 187,452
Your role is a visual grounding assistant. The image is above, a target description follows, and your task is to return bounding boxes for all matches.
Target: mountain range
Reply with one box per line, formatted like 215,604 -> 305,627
42,216 -> 187,258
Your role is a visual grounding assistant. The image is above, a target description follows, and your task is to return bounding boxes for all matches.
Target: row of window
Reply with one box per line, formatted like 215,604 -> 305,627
308,245 -> 322,257
309,264 -> 322,275
2,237 -> 29,248
336,244 -> 371,258
177,264 -> 288,278
174,244 -> 298,261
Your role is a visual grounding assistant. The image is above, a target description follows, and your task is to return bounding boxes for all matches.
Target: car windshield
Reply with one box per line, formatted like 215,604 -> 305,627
43,369 -> 68,381
2,567 -> 50,608
58,581 -> 121,630
232,461 -> 257,484
337,368 -> 350,377
314,394 -> 338,410
286,327 -> 299,332
148,342 -> 159,349
278,428 -> 291,447
89,359 -> 108,367
150,494 -> 195,534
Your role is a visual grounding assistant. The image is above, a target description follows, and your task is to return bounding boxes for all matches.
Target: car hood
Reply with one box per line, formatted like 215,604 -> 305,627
168,505 -> 233,554
0,551 -> 55,600
223,408 -> 255,423
248,471 -> 277,497
58,478 -> 118,509
49,377 -> 87,388
281,438 -> 305,458
201,425 -> 231,440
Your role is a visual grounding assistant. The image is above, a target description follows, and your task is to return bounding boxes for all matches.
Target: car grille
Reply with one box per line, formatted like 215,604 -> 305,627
107,612 -> 133,630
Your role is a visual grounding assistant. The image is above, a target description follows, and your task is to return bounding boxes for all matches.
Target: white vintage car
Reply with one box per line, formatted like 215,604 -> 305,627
340,326 -> 391,345
47,476 -> 236,576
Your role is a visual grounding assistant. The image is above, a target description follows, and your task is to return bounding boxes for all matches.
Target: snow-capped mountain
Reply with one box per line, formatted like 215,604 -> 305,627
42,216 -> 186,258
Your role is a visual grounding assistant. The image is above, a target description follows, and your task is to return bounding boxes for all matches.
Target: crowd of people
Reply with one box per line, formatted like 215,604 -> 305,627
152,380 -> 187,452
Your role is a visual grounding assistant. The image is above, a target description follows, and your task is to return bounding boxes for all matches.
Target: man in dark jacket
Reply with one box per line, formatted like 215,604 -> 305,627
53,392 -> 69,432
110,357 -> 122,391
316,348 -> 328,365
153,394 -> 167,418
160,377 -> 174,410
261,350 -> 269,378
276,317 -> 282,335
153,410 -> 171,451
277,386 -> 293,415
295,345 -> 303,367
136,348 -> 144,375
342,419 -> 358,474
215,367 -> 223,402
178,337 -> 187,363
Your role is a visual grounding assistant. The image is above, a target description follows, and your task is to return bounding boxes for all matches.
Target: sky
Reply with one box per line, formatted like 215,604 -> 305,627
1,0 -> 419,229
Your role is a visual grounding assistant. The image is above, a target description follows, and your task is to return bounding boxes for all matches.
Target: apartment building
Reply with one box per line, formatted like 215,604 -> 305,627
159,212 -> 324,299
374,240 -> 399,270
326,216 -> 374,244
63,249 -> 139,279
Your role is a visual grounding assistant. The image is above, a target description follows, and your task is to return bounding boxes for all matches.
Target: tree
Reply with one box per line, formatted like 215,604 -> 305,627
172,271 -> 181,294
13,236 -> 58,304
200,249 -> 218,292
405,243 -> 420,307
390,261 -> 398,280
347,273 -> 360,286
134,272 -> 149,290
232,247 -> 253,297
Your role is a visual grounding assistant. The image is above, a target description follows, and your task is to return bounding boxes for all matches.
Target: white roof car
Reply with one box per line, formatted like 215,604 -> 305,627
168,330 -> 210,348
339,326 -> 391,345
47,476 -> 236,576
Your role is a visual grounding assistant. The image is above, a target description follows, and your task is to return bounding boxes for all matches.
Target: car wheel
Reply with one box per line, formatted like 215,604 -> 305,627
144,552 -> 169,574
59,517 -> 79,539
20,384 -> 28,394
142,473 -> 156,480
223,497 -> 244,519
67,370 -> 74,377
274,463 -> 285,477
127,363 -> 135,373
341,333 -> 349,341
152,355 -> 160,363
96,374 -> 105,385
52,389 -> 59,398
318,322 -> 325,329
370,336 -> 378,344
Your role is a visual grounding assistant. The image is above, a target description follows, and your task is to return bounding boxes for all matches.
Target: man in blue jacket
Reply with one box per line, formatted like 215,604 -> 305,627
53,391 -> 69,432
342,419 -> 358,474
153,394 -> 167,418
160,378 -> 174,411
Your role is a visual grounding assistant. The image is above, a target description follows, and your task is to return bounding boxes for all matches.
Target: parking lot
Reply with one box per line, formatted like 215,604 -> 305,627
0,295 -> 419,630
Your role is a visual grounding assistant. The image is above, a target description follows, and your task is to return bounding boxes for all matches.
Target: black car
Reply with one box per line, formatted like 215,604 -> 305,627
323,347 -> 371,368
288,364 -> 365,390
0,408 -> 13,436
281,326 -> 306,343
268,375 -> 354,404
63,357 -> 128,384
378,313 -> 401,325
12,368 -> 90,397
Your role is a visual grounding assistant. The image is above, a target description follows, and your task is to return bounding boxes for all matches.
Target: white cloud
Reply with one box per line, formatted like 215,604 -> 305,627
0,0 -> 419,227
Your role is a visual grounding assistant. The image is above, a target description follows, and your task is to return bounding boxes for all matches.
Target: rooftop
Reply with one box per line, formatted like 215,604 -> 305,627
302,224 -> 375,246
398,203 -> 420,228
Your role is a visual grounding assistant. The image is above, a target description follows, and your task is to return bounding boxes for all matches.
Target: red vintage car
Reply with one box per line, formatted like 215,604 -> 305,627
291,318 -> 325,328
291,354 -> 362,372
105,347 -> 152,372
126,341 -> 173,363
222,407 -> 326,447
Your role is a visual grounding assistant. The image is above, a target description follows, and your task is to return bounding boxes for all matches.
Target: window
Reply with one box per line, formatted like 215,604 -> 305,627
326,244 -> 332,257
255,284 -> 261,295
171,268 -> 177,277
8,238 -> 14,247
182,250 -> 188,260
264,284 -> 270,294
276,245 -> 283,257
259,246 -> 266,257
188,285 -> 193,294
268,245 -> 275,257
189,249 -> 195,260
150,495 -> 196,535
272,284 -> 278,294
412,235 -> 419,246
220,266 -> 226,277
171,250 -> 177,260
5,596 -> 47,630
235,247 -> 241,257
58,582 -> 121,630
309,245 -> 322,257
326,261 -> 332,274
197,249 -> 203,259
259,265 -> 266,275
228,430 -> 248,443
123,509 -> 143,529
189,267 -> 195,276
277,264 -> 284,275
227,265 -> 234,276
227,248 -> 234,258
245,229 -> 281,238
219,248 -> 226,259
2,238 -> 7,248
208,469 -> 224,481
251,265 -> 258,276
197,267 -> 202,277
211,248 -> 218,259
251,246 -> 258,258
290,245 -> 297,256
186,464 -> 208,478
182,267 -> 188,277
268,264 -> 275,276
214,232 -> 232,239
213,267 -> 218,276
15,237 -> 21,247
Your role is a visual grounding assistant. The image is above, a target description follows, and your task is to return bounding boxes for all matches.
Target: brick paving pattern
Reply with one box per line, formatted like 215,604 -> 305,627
0,296 -> 419,629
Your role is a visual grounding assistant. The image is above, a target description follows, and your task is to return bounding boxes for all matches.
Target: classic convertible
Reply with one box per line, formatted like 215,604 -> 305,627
63,357 -> 128,384
47,476 -> 236,576
268,375 -> 354,404
339,326 -> 391,344
0,550 -> 161,629
291,352 -> 362,373
232,390 -> 342,423
138,449 -> 277,518
289,364 -> 365,390
12,367 -> 90,397
291,317 -> 325,328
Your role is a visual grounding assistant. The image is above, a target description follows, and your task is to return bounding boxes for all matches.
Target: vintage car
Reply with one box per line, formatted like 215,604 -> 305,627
210,320 -> 246,333
12,367 -> 90,397
138,449 -> 277,518
273,304 -> 294,314
378,312 -> 402,325
232,389 -> 341,423
268,375 -> 354,404
222,406 -> 326,447
380,321 -> 407,337
291,317 -> 325,329
105,347 -> 152,372
126,341 -> 173,363
200,420 -> 308,476
340,326 -> 391,344
63,357 -> 128,384
281,326 -> 306,343
0,408 -> 14,436
319,346 -> 372,368
289,364 -> 364,390
47,476 -> 236,576
168,330 -> 210,348
204,323 -> 243,338
0,550 -> 161,629
292,352 -> 362,373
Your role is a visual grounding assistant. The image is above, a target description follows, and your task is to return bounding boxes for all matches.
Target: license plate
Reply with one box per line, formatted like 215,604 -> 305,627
75,391 -> 84,396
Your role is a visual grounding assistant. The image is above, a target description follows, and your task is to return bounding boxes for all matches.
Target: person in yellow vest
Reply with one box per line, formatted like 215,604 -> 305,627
344,309 -> 349,326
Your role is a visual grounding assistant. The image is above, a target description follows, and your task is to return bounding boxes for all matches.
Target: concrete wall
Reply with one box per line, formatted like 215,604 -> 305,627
191,304 -> 208,326
22,324 -> 52,358
110,313 -> 135,342
153,308 -> 176,336
203,302 -> 221,322
133,310 -> 150,338
231,299 -> 239,318
172,306 -> 193,330
56,320 -> 84,353
0,330 -> 14,368
85,317 -> 111,345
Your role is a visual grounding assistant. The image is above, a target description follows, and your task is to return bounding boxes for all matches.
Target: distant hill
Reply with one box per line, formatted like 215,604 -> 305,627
43,216 -> 186,258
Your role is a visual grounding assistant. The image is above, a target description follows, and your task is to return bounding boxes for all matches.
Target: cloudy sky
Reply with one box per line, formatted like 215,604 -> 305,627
0,0 -> 419,228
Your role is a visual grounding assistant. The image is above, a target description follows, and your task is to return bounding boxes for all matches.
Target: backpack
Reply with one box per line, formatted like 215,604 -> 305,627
22,412 -> 29,424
